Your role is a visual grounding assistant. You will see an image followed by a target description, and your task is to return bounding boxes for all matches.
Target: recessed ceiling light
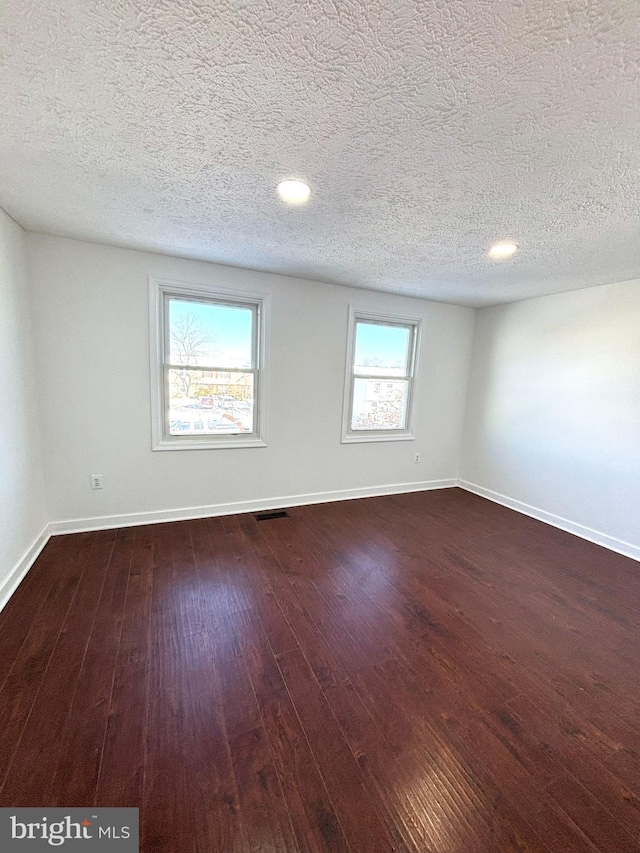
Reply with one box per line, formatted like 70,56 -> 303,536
277,179 -> 311,205
488,241 -> 519,259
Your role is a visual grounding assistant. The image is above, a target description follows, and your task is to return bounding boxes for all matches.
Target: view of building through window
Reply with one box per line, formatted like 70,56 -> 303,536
166,297 -> 256,436
351,321 -> 412,430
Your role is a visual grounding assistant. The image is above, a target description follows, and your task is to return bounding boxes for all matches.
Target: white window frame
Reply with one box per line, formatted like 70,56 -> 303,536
149,276 -> 268,450
341,307 -> 421,444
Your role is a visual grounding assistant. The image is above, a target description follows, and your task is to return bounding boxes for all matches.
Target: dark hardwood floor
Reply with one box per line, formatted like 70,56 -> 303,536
1,488 -> 639,852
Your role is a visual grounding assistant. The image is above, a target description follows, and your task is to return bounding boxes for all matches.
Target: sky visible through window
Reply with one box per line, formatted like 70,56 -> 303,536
354,322 -> 409,374
169,298 -> 253,368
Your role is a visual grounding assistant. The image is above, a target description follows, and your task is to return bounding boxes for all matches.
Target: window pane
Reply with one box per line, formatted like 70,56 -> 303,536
354,323 -> 410,376
168,369 -> 254,435
351,378 -> 409,430
168,298 -> 253,369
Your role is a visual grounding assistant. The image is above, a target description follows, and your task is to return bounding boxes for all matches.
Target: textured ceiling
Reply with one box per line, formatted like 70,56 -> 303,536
1,1 -> 640,306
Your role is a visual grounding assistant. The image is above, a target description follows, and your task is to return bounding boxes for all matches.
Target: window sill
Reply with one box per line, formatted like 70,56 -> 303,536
341,432 -> 415,444
152,436 -> 267,451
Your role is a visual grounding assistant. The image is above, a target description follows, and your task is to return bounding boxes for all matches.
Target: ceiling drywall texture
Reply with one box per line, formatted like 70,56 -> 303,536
1,0 -> 640,306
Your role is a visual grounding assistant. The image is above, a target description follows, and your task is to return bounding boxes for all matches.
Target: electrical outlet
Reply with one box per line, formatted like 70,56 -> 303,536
90,474 -> 105,490
414,453 -> 421,464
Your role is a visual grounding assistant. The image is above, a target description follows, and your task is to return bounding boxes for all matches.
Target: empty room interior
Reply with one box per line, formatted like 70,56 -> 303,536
1,1 -> 640,851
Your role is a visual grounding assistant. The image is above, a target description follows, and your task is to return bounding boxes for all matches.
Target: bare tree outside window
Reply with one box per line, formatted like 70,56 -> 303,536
170,312 -> 215,397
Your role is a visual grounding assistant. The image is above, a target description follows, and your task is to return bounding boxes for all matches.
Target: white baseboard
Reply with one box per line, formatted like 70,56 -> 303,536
458,480 -> 640,563
0,524 -> 51,613
49,479 -> 459,535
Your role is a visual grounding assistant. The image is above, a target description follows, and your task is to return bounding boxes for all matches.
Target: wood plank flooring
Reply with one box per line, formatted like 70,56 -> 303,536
1,488 -> 639,852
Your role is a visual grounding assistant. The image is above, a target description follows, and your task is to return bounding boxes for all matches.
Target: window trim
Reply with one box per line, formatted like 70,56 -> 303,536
341,306 -> 421,444
149,276 -> 268,451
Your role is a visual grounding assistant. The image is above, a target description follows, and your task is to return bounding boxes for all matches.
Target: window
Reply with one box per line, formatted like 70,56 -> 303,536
149,277 -> 267,450
342,308 -> 421,443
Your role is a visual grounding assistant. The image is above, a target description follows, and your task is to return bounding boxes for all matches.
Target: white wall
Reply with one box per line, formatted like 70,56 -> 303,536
0,210 -> 48,595
28,234 -> 475,530
461,280 -> 640,557
14,229 -> 640,561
